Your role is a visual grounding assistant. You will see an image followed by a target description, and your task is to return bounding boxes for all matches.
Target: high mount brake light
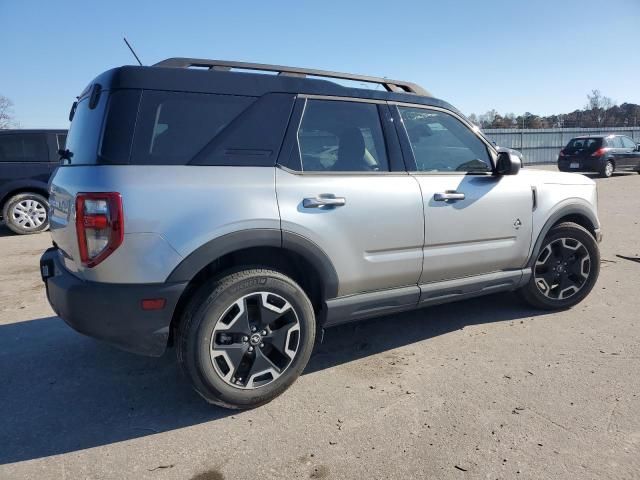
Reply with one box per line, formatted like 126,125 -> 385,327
75,193 -> 124,267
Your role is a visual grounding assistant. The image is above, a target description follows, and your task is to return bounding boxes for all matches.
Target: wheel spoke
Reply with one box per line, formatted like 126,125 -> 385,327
266,322 -> 299,358
211,344 -> 249,382
245,349 -> 281,387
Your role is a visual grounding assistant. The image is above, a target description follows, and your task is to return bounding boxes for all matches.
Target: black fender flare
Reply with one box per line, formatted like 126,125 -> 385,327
166,229 -> 339,299
527,203 -> 599,268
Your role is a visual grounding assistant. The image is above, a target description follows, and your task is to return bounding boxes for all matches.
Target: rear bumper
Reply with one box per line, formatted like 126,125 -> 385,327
40,247 -> 187,357
558,157 -> 604,172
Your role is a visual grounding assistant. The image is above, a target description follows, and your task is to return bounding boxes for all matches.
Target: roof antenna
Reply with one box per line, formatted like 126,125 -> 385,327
123,36 -> 143,66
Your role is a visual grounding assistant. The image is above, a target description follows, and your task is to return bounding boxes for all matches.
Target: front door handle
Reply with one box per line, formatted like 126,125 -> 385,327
434,191 -> 465,202
303,195 -> 346,208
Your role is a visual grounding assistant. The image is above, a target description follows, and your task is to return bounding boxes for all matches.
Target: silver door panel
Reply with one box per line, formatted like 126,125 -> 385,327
277,169 -> 424,296
415,174 -> 533,283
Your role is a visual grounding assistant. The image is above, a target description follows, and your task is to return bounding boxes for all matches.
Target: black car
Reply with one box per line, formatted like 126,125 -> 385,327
0,129 -> 67,234
558,134 -> 640,178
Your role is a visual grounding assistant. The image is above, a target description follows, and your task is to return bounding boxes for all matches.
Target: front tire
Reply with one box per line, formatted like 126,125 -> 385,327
2,192 -> 49,235
518,222 -> 600,310
177,269 -> 316,409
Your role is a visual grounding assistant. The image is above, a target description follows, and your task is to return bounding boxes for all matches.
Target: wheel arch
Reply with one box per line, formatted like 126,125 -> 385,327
166,229 -> 339,344
0,182 -> 50,214
527,204 -> 599,268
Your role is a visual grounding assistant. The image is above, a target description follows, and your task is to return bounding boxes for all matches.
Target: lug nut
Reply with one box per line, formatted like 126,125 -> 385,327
248,346 -> 254,352
251,326 -> 257,332
261,330 -> 267,336
242,336 -> 249,342
260,343 -> 264,348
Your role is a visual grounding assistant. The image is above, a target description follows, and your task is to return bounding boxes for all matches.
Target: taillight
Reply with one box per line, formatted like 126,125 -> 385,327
591,148 -> 607,157
75,192 -> 124,267
559,149 -> 565,157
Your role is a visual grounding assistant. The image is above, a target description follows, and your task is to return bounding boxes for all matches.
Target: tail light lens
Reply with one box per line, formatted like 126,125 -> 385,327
75,192 -> 123,267
591,148 -> 607,157
559,149 -> 565,157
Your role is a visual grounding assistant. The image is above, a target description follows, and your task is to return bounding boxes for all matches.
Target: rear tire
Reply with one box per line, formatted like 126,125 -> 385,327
600,160 -> 614,178
2,192 -> 49,235
518,222 -> 600,310
177,269 -> 316,409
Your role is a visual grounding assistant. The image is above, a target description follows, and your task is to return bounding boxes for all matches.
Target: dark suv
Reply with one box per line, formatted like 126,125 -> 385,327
0,129 -> 66,234
558,134 -> 640,178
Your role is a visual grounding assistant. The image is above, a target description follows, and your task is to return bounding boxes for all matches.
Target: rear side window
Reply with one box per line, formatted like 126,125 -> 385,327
0,134 -> 48,162
297,100 -> 389,172
57,134 -> 67,150
131,91 -> 254,165
606,136 -> 623,148
620,136 -> 636,149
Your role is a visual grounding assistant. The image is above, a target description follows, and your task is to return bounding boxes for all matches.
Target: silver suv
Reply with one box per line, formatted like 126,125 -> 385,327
40,58 -> 602,409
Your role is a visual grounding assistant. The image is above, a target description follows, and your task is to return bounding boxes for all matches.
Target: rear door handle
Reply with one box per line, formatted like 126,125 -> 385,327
434,191 -> 465,202
303,196 -> 346,208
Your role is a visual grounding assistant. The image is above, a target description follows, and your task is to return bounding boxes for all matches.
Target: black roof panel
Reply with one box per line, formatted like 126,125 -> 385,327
87,64 -> 461,115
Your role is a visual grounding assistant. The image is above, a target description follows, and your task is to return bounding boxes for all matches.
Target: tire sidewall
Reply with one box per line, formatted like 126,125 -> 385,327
526,223 -> 600,309
3,193 -> 49,235
186,271 -> 315,408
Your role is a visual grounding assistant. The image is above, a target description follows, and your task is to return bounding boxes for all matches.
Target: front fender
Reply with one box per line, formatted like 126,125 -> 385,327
527,200 -> 600,267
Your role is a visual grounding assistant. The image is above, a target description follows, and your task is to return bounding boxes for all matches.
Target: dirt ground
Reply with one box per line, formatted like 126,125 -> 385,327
0,167 -> 639,480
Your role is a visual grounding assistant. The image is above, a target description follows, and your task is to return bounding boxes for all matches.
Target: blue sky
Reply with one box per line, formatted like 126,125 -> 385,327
2,0 -> 639,128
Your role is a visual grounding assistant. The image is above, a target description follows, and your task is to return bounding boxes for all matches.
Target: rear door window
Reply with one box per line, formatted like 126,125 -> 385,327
131,91 -> 254,165
0,134 -> 49,162
296,100 -> 389,172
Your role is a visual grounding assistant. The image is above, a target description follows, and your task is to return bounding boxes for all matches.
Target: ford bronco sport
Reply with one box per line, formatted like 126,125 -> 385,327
40,58 -> 602,409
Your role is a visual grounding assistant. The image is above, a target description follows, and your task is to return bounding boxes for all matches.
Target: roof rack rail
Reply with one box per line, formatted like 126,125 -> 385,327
153,57 -> 430,96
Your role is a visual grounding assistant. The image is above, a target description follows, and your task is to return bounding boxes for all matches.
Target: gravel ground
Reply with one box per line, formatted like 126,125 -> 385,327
0,167 -> 639,480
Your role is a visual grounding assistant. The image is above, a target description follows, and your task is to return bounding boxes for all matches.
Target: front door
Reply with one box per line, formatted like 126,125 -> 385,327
276,98 -> 424,297
393,105 -> 533,283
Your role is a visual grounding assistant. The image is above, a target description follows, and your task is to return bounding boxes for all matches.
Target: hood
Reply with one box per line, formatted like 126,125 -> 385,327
517,168 -> 595,186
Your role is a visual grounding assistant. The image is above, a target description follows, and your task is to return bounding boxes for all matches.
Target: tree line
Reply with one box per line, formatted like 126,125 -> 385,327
469,90 -> 640,130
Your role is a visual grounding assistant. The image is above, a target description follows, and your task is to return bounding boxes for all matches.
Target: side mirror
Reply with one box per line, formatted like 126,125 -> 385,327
495,151 -> 521,175
636,144 -> 640,152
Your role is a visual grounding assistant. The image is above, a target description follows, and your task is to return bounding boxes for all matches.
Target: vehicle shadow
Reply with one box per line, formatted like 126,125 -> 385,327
0,223 -> 15,238
0,292 -> 544,465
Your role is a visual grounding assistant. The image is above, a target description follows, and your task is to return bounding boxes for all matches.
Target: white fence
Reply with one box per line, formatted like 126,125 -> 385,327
482,127 -> 640,164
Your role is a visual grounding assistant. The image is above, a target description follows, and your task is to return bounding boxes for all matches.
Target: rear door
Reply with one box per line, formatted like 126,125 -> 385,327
276,97 -> 424,297
392,104 -> 533,284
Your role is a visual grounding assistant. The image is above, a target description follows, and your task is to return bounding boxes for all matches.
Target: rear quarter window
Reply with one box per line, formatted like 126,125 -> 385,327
131,91 -> 254,165
0,133 -> 49,162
